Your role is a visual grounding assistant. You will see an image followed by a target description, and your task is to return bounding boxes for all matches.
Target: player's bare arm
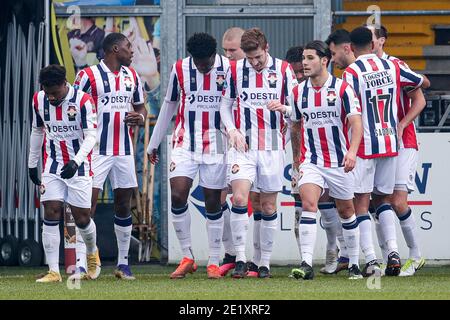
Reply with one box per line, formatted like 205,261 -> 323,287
290,121 -> 302,171
397,88 -> 427,142
124,103 -> 147,126
344,114 -> 363,173
219,96 -> 247,152
146,100 -> 178,164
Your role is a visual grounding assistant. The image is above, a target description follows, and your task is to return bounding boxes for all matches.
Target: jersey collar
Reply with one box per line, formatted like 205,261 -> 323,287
243,53 -> 274,71
99,59 -> 123,74
356,53 -> 378,61
305,72 -> 333,89
191,54 -> 221,70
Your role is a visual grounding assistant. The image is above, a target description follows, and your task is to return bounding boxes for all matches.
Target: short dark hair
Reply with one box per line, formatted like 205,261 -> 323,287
304,40 -> 331,66
326,29 -> 351,46
363,23 -> 388,39
241,28 -> 268,53
186,33 -> 217,59
350,27 -> 373,49
39,65 -> 66,87
102,32 -> 128,53
285,46 -> 303,63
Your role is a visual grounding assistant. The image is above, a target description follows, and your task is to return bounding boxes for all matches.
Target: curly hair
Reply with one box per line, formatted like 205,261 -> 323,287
285,46 -> 304,63
102,32 -> 128,53
39,64 -> 66,87
186,33 -> 217,59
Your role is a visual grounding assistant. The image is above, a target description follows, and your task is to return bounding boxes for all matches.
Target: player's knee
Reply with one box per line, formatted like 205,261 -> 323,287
390,197 -> 407,215
114,200 -> 131,216
301,199 -> 318,212
171,190 -> 188,208
336,205 -> 354,219
73,214 -> 91,229
260,201 -> 276,215
232,193 -> 248,207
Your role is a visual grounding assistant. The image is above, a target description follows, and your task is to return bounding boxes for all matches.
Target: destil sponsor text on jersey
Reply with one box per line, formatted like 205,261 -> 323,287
101,95 -> 133,105
46,124 -> 80,133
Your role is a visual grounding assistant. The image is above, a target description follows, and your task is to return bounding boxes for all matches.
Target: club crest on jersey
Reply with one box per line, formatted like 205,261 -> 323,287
327,89 -> 337,105
169,162 -> 176,172
231,164 -> 240,174
268,72 -> 277,87
67,105 -> 77,120
74,74 -> 81,87
216,73 -> 226,88
123,76 -> 133,90
39,184 -> 46,195
291,176 -> 297,188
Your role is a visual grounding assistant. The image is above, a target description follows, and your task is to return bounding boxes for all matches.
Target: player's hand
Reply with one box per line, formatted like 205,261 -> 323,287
267,100 -> 286,114
343,150 -> 357,173
228,129 -> 248,153
148,148 -> 159,164
60,160 -> 79,179
292,161 -> 301,172
124,112 -> 145,126
397,121 -> 406,147
281,121 -> 288,135
28,167 -> 41,186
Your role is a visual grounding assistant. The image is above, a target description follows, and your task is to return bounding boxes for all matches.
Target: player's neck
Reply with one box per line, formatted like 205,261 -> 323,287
354,50 -> 372,58
309,70 -> 329,88
103,57 -> 121,72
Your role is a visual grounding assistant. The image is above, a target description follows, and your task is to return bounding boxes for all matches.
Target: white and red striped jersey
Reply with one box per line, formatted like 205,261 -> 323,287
382,52 -> 419,150
343,53 -> 423,158
289,74 -> 361,168
74,60 -> 144,156
223,54 -> 297,150
32,85 -> 97,176
166,54 -> 230,158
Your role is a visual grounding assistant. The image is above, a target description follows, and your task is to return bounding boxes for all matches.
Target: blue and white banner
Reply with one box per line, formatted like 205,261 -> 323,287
167,133 -> 450,265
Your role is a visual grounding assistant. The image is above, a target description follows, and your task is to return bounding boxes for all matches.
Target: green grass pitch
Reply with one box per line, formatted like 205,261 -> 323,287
1,264 -> 450,300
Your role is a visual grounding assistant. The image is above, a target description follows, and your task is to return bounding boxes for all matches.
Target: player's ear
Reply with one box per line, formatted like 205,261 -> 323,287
112,44 -> 120,53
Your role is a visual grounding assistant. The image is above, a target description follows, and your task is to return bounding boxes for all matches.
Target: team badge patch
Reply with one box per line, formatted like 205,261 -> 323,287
74,73 -> 81,88
291,176 -> 297,188
268,72 -> 277,87
169,162 -> 176,172
123,76 -> 133,90
39,184 -> 46,195
216,73 -> 226,88
67,105 -> 77,121
231,164 -> 240,174
327,89 -> 337,105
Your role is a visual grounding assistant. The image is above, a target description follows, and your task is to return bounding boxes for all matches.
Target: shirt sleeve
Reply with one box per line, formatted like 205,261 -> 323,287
222,60 -> 237,100
32,92 -> 44,128
342,67 -> 360,97
130,68 -> 145,105
80,93 -> 98,130
341,82 -> 362,118
289,85 -> 302,122
73,69 -> 92,94
396,60 -> 424,91
284,63 -> 298,103
29,92 -> 45,168
164,63 -> 180,103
